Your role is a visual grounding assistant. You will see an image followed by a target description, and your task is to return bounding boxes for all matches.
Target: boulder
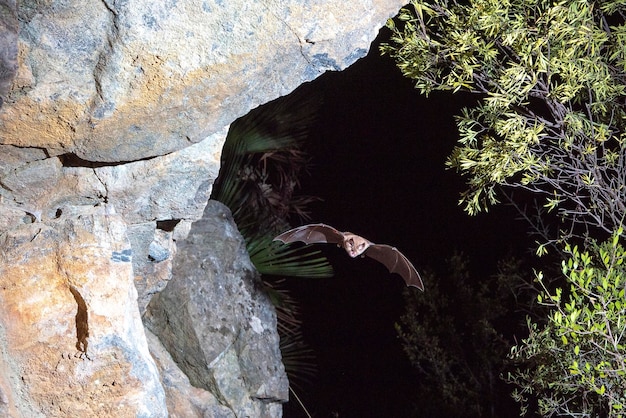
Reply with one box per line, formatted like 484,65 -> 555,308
145,200 -> 288,417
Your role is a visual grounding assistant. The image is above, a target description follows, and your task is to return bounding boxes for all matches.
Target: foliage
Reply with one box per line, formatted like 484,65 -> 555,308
210,88 -> 332,415
381,0 -> 626,245
212,89 -> 333,278
397,253 -> 532,417
507,230 -> 626,417
382,2 -> 626,415
248,234 -> 332,279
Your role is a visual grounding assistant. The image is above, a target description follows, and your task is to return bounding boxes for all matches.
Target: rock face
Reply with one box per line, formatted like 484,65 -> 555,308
0,0 -> 405,416
0,205 -> 166,417
0,0 -> 17,107
145,200 -> 288,417
4,0 -> 402,163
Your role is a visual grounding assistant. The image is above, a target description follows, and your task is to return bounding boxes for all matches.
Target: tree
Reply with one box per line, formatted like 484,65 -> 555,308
507,231 -> 626,417
381,1 -> 626,415
381,0 -> 626,248
397,253 -> 532,417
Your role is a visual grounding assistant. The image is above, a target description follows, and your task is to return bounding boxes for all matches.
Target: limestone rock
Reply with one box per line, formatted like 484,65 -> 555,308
92,126 -> 225,225
0,0 -> 405,415
146,329 -> 235,418
0,205 -> 166,417
145,200 -> 288,417
0,0 -> 17,107
2,0 -> 404,162
0,128 -> 223,249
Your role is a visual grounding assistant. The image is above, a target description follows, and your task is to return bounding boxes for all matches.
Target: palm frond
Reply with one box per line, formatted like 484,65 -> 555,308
250,236 -> 333,278
280,332 -> 317,385
210,87 -> 328,416
262,278 -> 303,337
212,86 -> 332,277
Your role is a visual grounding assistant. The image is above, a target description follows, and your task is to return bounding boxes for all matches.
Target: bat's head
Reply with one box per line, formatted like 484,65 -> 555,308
343,234 -> 370,258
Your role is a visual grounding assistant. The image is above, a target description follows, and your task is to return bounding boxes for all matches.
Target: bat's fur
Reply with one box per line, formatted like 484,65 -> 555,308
342,233 -> 371,257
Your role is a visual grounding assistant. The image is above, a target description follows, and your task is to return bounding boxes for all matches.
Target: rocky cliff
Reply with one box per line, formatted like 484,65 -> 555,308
0,0 -> 405,416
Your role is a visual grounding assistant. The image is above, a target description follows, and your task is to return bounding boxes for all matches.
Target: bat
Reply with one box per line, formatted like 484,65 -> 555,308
273,223 -> 423,290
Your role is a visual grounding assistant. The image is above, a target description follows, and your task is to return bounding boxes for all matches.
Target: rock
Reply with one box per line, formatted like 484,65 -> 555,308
0,124 -> 223,226
1,156 -> 64,214
146,329 -> 235,418
0,0 -> 406,415
0,205 -> 167,417
92,126 -> 225,225
129,221 -> 181,315
2,0 -> 404,162
0,144 -> 47,178
0,0 -> 18,107
145,200 -> 288,417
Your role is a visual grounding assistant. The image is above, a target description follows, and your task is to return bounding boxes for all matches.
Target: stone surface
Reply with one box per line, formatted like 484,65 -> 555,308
92,126 -> 225,225
0,0 -> 405,416
145,200 -> 288,417
0,205 -> 166,417
146,329 -> 235,418
0,0 -> 17,107
2,0 -> 403,162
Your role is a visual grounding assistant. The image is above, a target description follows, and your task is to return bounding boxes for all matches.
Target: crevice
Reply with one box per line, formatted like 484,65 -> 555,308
99,0 -> 119,29
58,152 -> 164,168
260,1 -> 311,64
68,285 -> 90,360
0,177 -> 14,193
156,219 -> 181,232
92,168 -> 109,204
59,153 -> 118,168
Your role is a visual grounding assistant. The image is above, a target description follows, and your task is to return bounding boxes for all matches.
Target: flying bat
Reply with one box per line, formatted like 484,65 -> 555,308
273,223 -> 423,290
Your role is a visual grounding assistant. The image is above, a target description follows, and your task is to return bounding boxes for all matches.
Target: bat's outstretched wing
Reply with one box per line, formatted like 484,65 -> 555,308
273,223 -> 345,245
274,225 -> 424,290
364,244 -> 424,290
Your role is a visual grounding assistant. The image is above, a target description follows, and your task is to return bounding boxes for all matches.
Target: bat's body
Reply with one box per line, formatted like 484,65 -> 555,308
273,223 -> 424,290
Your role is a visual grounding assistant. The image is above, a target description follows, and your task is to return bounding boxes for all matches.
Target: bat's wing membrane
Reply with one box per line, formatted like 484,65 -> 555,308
364,244 -> 424,290
273,223 -> 345,245
274,226 -> 424,290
